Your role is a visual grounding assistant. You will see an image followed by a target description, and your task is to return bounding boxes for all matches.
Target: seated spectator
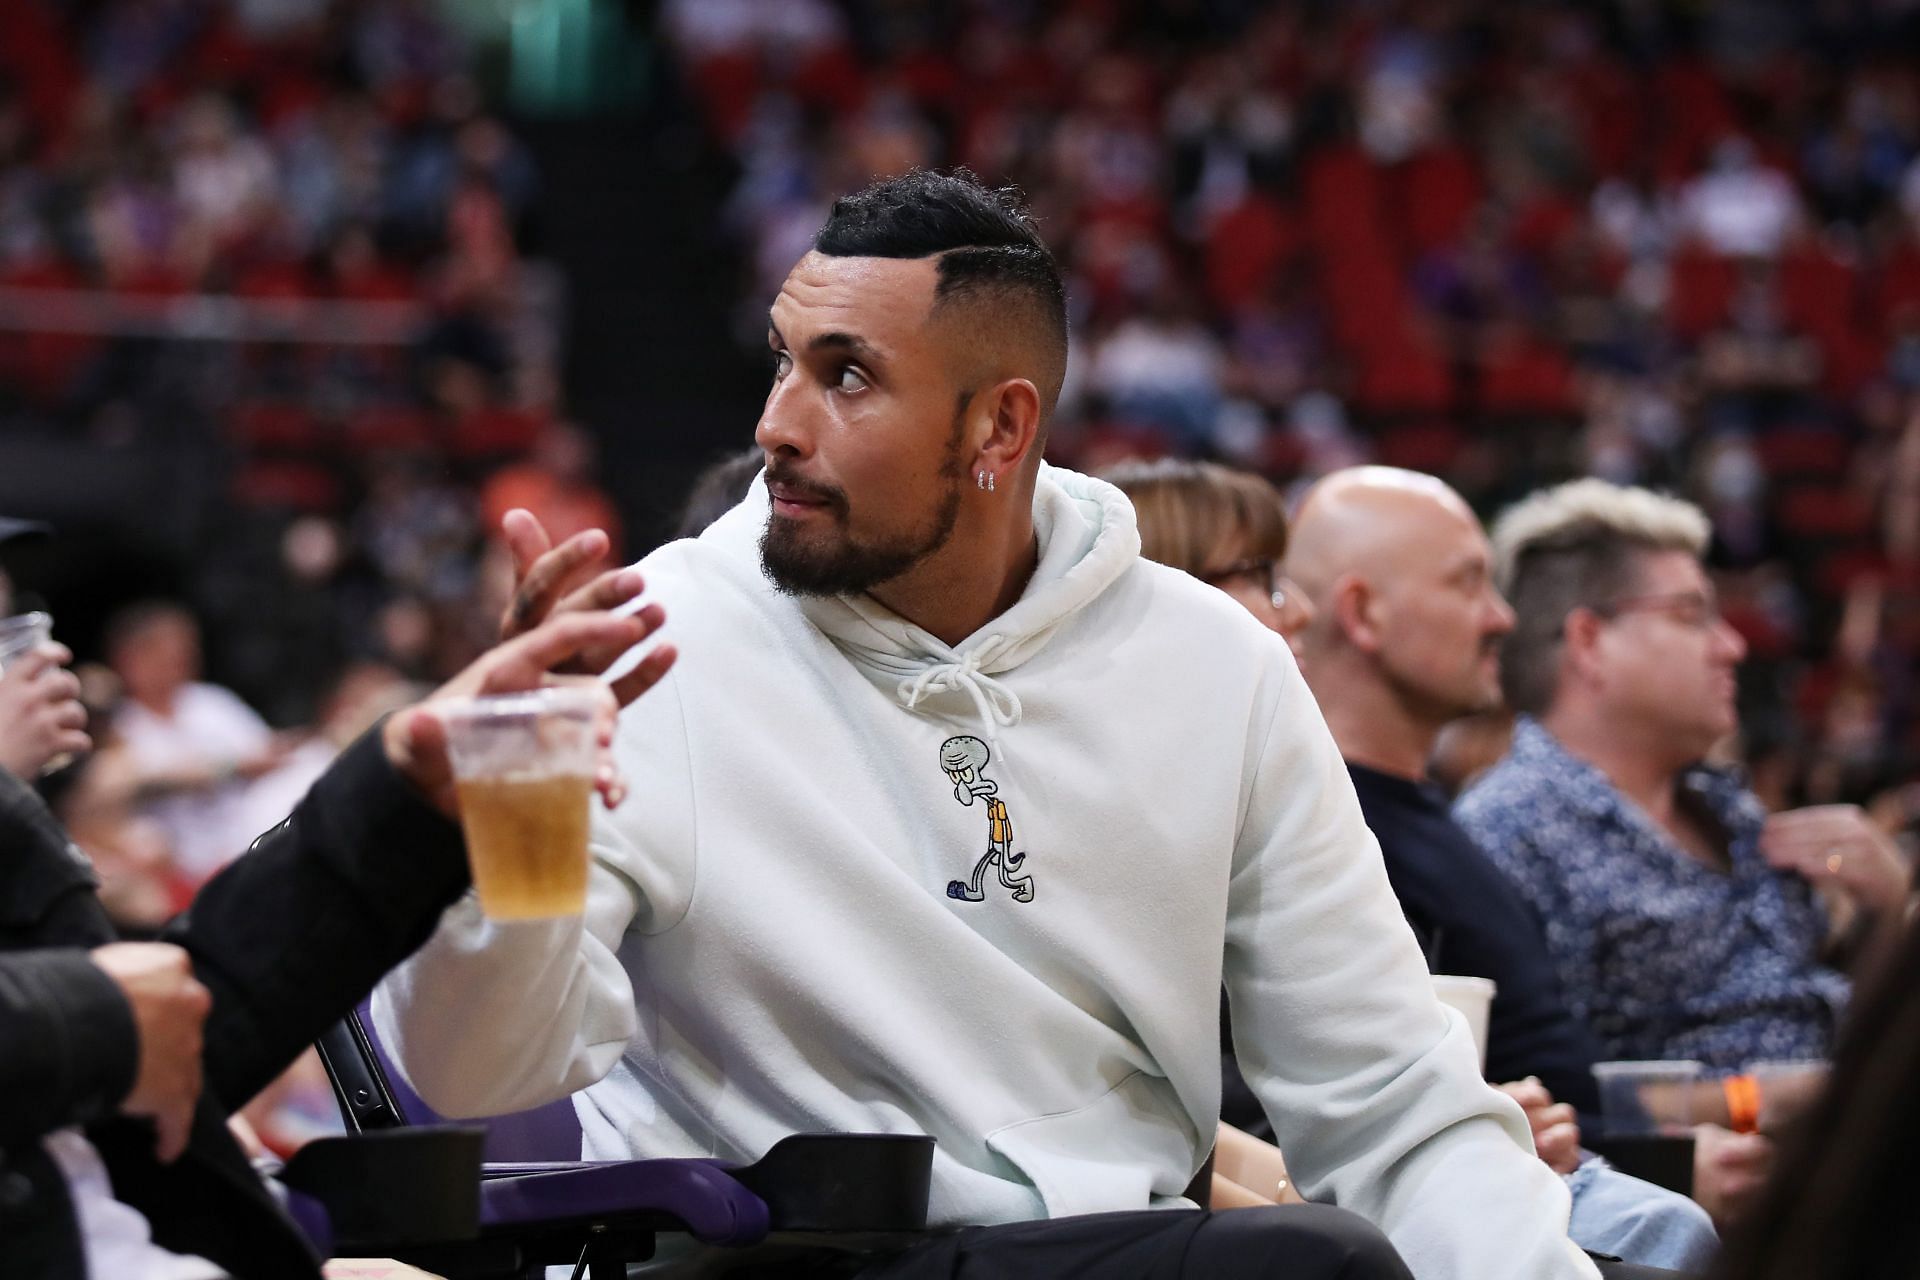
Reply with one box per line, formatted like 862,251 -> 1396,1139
480,421 -> 626,565
2,596 -> 671,1280
104,601 -> 284,885
1107,458 -> 1313,656
1456,479 -> 1912,1075
1111,459 -> 1717,1269
1284,466 -> 1720,1263
229,660 -> 416,847
382,171 -> 1691,1279
674,445 -> 767,540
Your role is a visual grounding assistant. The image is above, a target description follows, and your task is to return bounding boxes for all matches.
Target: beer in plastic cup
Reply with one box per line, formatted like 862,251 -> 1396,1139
440,685 -> 600,920
1431,975 -> 1497,1071
1591,1060 -> 1703,1136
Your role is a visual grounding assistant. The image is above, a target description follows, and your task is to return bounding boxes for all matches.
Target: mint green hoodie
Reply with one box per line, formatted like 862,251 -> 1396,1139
375,465 -> 1597,1279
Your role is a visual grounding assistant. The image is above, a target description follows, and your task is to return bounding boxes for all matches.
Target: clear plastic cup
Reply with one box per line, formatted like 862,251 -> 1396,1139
1746,1058 -> 1829,1132
439,685 -> 601,921
1431,975 -> 1497,1071
0,611 -> 76,773
0,611 -> 54,671
1592,1060 -> 1703,1136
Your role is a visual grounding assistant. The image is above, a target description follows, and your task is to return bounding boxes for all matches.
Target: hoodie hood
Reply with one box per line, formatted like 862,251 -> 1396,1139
709,464 -> 1140,739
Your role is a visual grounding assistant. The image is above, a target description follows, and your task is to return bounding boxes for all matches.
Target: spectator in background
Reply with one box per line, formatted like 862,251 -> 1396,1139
1087,283 -> 1226,448
1679,138 -> 1801,261
229,660 -> 415,849
1103,458 -> 1312,654
1283,467 -> 1726,1257
674,445 -> 766,540
480,420 -> 625,564
105,601 -> 281,884
1457,480 -> 1910,1076
1111,462 -> 1719,1265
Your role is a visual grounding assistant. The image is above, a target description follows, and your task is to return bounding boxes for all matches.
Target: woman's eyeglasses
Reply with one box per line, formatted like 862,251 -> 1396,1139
1200,557 -> 1290,611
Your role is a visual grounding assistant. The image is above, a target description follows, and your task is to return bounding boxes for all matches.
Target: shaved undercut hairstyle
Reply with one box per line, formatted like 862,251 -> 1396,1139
815,168 -> 1069,425
1491,479 -> 1712,717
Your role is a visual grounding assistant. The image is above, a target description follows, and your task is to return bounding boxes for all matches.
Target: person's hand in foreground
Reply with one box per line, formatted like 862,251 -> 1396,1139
381,608 -> 675,818
1692,1122 -> 1773,1229
1761,805 -> 1910,917
1495,1077 -> 1582,1175
0,643 -> 89,776
89,941 -> 211,1163
497,509 -> 675,691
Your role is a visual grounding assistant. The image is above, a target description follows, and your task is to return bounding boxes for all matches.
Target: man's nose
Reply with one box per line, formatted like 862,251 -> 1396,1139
755,374 -> 814,458
1484,588 -> 1517,636
1711,616 -> 1748,664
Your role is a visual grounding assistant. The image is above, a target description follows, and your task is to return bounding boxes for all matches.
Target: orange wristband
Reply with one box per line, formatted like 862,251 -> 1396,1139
1724,1073 -> 1762,1134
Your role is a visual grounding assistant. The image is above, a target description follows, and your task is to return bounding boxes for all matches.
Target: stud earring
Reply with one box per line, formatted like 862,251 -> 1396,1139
988,471 -> 996,492
977,469 -> 996,492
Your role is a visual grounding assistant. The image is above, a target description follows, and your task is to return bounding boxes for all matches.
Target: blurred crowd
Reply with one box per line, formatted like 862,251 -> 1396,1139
0,0 -> 620,727
0,0 -> 625,1156
671,0 -> 1920,839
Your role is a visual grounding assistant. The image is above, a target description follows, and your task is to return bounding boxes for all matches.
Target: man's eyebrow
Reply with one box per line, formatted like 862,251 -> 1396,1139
765,319 -> 885,364
808,331 -> 885,363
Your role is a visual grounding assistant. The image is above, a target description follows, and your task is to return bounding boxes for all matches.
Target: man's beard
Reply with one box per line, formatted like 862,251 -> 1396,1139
760,437 -> 967,598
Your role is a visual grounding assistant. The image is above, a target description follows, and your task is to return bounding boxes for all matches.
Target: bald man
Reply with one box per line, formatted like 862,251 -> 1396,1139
1285,467 -> 1719,1273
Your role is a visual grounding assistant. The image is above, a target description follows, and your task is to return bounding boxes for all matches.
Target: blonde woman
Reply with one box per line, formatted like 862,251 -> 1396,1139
1106,459 -> 1315,655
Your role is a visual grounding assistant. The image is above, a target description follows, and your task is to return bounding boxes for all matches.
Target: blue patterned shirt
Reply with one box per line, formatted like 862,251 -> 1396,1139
1454,718 -> 1848,1070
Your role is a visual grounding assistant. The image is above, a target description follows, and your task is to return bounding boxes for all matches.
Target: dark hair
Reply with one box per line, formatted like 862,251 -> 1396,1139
1710,918 -> 1920,1280
1497,532 -> 1648,716
675,446 -> 764,539
815,169 -> 1068,417
102,599 -> 195,661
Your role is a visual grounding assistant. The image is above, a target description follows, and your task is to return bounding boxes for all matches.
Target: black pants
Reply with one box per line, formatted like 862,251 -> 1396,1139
848,1206 -> 1412,1279
831,1208 -> 1696,1279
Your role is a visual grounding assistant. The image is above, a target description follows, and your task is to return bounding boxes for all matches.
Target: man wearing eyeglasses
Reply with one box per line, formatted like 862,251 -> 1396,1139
1454,479 -> 1910,1124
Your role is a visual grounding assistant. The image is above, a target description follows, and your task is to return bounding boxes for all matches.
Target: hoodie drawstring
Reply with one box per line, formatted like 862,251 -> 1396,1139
897,650 -> 1023,734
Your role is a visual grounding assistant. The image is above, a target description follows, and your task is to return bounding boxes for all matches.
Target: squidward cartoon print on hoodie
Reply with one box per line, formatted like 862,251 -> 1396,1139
939,735 -> 1035,903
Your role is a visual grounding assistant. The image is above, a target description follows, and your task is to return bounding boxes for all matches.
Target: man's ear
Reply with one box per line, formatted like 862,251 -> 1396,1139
1560,606 -> 1606,686
1330,574 -> 1383,654
974,377 -> 1043,476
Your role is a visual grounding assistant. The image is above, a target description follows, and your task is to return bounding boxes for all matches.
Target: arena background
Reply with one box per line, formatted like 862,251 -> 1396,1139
3,0 -> 1919,836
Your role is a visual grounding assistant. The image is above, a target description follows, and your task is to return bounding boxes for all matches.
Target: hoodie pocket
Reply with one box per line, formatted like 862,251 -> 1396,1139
984,1070 -> 1201,1219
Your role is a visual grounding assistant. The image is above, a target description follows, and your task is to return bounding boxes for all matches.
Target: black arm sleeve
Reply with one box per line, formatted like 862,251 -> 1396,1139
166,726 -> 470,1112
0,948 -> 138,1147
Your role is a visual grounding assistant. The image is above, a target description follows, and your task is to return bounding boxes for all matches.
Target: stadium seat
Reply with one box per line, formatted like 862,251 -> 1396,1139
303,1002 -> 937,1279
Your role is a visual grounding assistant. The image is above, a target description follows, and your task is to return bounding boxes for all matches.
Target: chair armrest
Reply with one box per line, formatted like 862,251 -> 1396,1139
279,1127 -> 485,1253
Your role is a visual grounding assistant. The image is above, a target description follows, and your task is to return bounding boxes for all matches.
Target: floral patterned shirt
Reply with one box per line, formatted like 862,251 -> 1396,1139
1454,718 -> 1848,1071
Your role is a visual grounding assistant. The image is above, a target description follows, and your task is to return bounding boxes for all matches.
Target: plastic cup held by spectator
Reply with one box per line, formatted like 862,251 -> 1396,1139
0,611 -> 78,772
1745,1058 -> 1829,1133
440,686 -> 599,920
0,611 -> 54,670
1592,1060 -> 1703,1136
1431,975 -> 1496,1071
